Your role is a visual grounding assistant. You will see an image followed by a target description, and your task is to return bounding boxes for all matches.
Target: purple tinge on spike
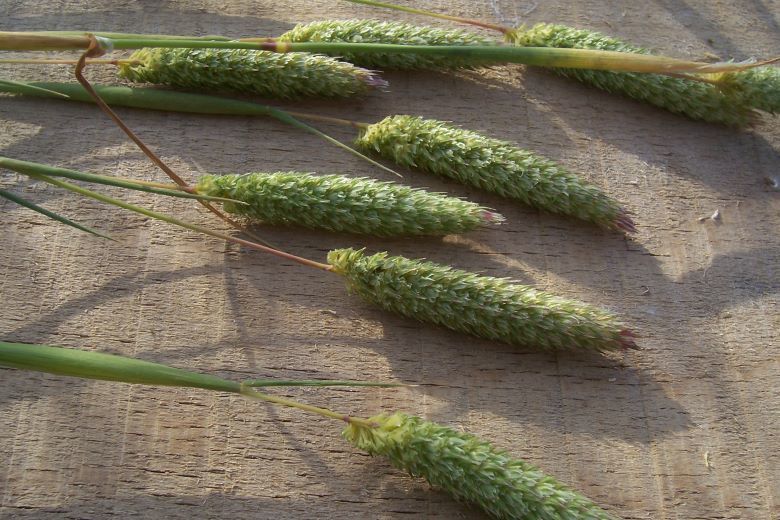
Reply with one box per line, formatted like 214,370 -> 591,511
363,72 -> 390,90
614,208 -> 637,234
619,329 -> 640,350
482,210 -> 506,224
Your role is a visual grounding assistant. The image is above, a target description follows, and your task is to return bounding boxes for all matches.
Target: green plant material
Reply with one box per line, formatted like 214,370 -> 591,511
196,172 -> 502,237
328,248 -> 635,352
118,47 -> 387,99
343,0 -> 511,33
0,155 -> 334,271
37,30 -> 233,41
0,81 -> 399,177
355,115 -> 634,232
0,31 -> 761,75
716,65 -> 780,114
0,341 -> 397,407
243,379 -> 402,388
278,19 -> 496,69
0,188 -> 112,240
344,412 -> 616,519
0,79 -> 69,98
507,23 -> 755,126
0,341 -> 241,392
0,156 -> 240,204
2,341 -> 614,517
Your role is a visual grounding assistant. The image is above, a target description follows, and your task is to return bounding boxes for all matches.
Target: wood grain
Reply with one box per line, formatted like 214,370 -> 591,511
1,1 -> 778,518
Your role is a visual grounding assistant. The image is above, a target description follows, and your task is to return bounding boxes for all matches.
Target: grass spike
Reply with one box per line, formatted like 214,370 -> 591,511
118,47 -> 386,99
328,248 -> 636,352
278,19 -> 496,69
196,172 -> 503,237
344,412 -> 618,519
355,115 -> 634,232
714,65 -> 780,114
507,23 -> 758,126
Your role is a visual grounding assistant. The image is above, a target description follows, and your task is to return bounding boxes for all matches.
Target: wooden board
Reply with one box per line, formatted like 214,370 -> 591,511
1,1 -> 778,518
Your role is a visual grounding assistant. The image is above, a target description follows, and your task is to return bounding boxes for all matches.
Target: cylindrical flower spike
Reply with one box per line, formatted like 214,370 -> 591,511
507,23 -> 754,126
355,115 -> 634,233
344,412 -> 617,520
118,47 -> 386,99
196,172 -> 502,237
328,248 -> 636,352
278,19 -> 496,69
718,66 -> 780,115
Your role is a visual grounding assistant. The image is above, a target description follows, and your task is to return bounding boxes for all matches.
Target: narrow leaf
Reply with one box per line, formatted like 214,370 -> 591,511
242,379 -> 405,388
0,81 -> 400,177
0,79 -> 69,98
0,341 -> 241,392
0,188 -> 112,239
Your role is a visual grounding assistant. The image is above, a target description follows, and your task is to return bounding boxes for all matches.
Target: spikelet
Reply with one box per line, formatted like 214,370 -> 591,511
328,248 -> 635,352
355,115 -> 634,233
118,47 -> 386,99
718,66 -> 780,115
278,19 -> 496,69
196,172 -> 502,237
507,23 -> 753,126
344,412 -> 617,520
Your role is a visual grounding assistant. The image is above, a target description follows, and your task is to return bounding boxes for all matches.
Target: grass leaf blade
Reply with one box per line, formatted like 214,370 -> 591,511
242,379 -> 404,388
0,187 -> 113,239
0,341 -> 241,392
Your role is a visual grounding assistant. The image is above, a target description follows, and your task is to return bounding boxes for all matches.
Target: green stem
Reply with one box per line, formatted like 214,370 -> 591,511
0,341 -> 377,427
0,341 -> 240,392
0,156 -> 332,271
239,384 -> 375,427
0,31 -> 762,74
33,30 -> 233,41
0,156 -> 245,204
343,0 -> 510,33
121,39 -> 757,73
242,379 -> 403,388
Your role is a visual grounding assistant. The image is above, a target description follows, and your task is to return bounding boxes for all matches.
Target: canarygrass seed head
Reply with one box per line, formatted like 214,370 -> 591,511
119,47 -> 386,99
507,23 -> 754,126
355,115 -> 634,232
344,412 -> 617,520
196,172 -> 502,237
718,66 -> 780,115
328,248 -> 636,352
278,18 -> 497,69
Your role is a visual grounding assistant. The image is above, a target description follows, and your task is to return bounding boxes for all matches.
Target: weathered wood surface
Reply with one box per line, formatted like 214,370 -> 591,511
0,1 -> 778,518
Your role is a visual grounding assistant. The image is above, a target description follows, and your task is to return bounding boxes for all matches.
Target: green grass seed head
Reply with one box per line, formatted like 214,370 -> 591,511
344,412 -> 617,520
506,23 -> 754,126
328,248 -> 636,352
118,47 -> 387,99
278,18 -> 497,69
196,172 -> 502,237
355,115 -> 634,233
718,65 -> 780,115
